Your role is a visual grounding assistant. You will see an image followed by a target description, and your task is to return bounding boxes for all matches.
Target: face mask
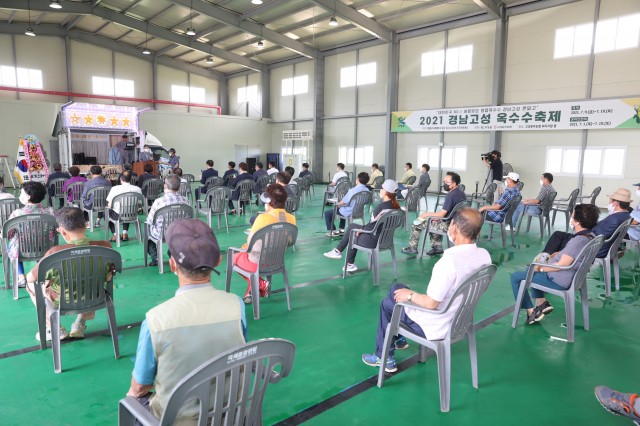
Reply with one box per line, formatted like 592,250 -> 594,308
144,148 -> 150,153
539,180 -> 544,186
569,220 -> 575,230
636,189 -> 640,197
447,227 -> 454,243
19,191 -> 29,205
607,203 -> 615,214
443,183 -> 451,191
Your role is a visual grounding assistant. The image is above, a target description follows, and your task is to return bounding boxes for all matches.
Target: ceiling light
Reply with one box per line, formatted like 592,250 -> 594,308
329,16 -> 338,27
49,0 -> 62,9
25,26 -> 36,36
257,40 -> 264,49
142,48 -> 151,55
359,8 -> 374,18
186,27 -> 196,36
206,56 -> 214,64
251,0 -> 263,4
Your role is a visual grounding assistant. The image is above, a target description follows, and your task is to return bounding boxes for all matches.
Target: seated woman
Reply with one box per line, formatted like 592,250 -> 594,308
510,203 -> 600,325
233,184 -> 296,304
62,165 -> 87,205
323,179 -> 400,272
7,181 -> 56,287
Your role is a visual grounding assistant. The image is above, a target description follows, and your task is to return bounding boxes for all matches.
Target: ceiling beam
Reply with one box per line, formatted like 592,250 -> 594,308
308,0 -> 394,42
65,15 -> 84,31
170,0 -> 320,59
472,0 -> 503,19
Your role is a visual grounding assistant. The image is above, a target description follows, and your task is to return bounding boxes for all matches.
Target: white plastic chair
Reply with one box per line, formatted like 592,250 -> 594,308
593,219 -> 632,297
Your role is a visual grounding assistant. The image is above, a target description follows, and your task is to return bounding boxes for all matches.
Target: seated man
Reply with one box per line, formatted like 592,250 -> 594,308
138,144 -> 153,162
126,219 -> 247,422
106,171 -> 143,242
146,174 -> 190,267
266,161 -> 279,176
229,162 -> 253,214
326,163 -> 347,194
173,168 -> 188,183
479,172 -> 521,225
137,162 -> 157,194
510,172 -> 555,229
26,207 -> 113,341
367,163 -> 383,189
627,182 -> 640,242
362,208 -> 490,372
252,161 -> 268,196
81,165 -> 112,227
324,172 -> 370,237
46,162 -> 70,207
400,163 -> 430,199
299,162 -> 312,179
222,161 -> 238,187
276,172 -> 297,199
118,163 -> 138,181
195,159 -> 218,200
542,188 -> 632,258
396,162 -> 416,190
284,167 -> 297,188
402,172 -> 466,256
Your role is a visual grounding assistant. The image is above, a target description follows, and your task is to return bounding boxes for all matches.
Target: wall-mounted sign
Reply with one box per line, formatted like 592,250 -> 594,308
391,98 -> 640,132
63,103 -> 139,132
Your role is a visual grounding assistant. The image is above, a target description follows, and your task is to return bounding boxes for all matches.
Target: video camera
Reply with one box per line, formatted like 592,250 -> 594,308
481,152 -> 493,161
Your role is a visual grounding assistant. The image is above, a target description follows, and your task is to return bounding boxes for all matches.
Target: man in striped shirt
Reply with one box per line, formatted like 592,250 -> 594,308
479,172 -> 521,223
510,173 -> 555,230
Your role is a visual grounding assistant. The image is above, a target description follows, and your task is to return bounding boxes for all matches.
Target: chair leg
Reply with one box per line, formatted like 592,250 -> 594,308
106,297 -> 120,358
612,257 -> 620,292
512,280 -> 529,328
12,258 -> 19,300
500,225 -> 506,248
580,286 -> 590,331
603,260 -> 611,297
51,311 -> 62,373
551,209 -> 557,225
225,254 -> 234,293
468,330 -> 478,389
372,251 -> 379,286
251,274 -> 260,320
282,269 -> 292,311
488,224 -> 493,241
391,247 -> 397,279
526,216 -> 532,232
158,241 -> 164,274
564,292 -> 576,343
377,323 -> 395,388
436,343 -> 451,412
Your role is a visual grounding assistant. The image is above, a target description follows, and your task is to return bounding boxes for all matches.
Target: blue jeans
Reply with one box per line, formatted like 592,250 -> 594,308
324,209 -> 346,231
511,270 -> 567,309
375,284 -> 426,358
512,204 -> 541,228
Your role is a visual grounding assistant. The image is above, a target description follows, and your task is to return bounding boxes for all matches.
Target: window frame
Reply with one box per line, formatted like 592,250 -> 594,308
417,146 -> 468,172
545,146 -> 626,178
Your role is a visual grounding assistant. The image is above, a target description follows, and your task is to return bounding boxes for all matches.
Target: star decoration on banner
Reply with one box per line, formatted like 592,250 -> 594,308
122,117 -> 131,128
84,115 -> 93,125
70,114 -> 81,125
110,117 -> 119,127
97,115 -> 106,125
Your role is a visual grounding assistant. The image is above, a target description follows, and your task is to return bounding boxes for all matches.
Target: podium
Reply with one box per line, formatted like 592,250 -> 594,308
133,161 -> 158,177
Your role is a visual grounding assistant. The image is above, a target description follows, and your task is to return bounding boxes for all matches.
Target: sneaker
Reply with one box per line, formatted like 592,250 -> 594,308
35,326 -> 69,342
70,322 -> 86,339
324,249 -> 342,259
401,246 -> 417,255
148,260 -> 158,267
426,247 -> 444,256
86,222 -> 91,229
17,277 -> 27,288
526,309 -> 545,325
594,386 -> 640,423
344,263 -> 358,273
338,229 -> 345,235
536,300 -> 554,314
95,219 -> 101,227
259,280 -> 271,298
533,252 -> 550,264
330,230 -> 342,237
121,233 -> 129,242
395,337 -> 409,350
362,353 -> 397,373
504,225 -> 512,231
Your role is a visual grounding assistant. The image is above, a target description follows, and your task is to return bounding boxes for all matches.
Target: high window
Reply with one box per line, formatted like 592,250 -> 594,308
237,85 -> 258,103
421,45 -> 473,76
338,146 -> 374,166
546,147 -> 626,177
418,146 -> 468,171
0,66 -> 43,89
282,75 -> 308,96
93,77 -> 134,97
171,85 -> 205,103
340,62 -> 377,88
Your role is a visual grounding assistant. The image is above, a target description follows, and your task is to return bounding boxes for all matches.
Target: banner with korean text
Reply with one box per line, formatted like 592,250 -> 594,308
391,98 -> 640,132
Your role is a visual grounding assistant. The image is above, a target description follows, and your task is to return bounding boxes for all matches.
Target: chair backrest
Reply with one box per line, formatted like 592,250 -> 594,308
150,204 -> 195,241
111,192 -> 145,222
370,209 -> 405,250
540,191 -> 557,215
268,173 -> 277,184
602,218 -> 632,259
372,175 -> 384,189
227,174 -> 238,188
156,339 -> 295,426
289,182 -> 303,197
0,199 -> 21,226
2,214 -> 58,261
36,246 -> 123,313
247,222 -> 298,275
336,176 -> 349,186
440,265 -> 497,343
85,186 -> 110,211
236,180 -> 255,201
204,187 -> 230,213
335,180 -> 352,201
49,178 -> 68,197
297,176 -> 310,192
563,188 -> 580,212
404,186 -> 422,212
67,181 -> 85,203
205,176 -> 224,190
183,173 -> 195,184
406,175 -> 417,185
130,175 -> 139,186
589,186 -> 601,205
484,183 -> 497,205
142,178 -> 163,201
459,183 -> 466,193
443,200 -> 469,222
285,196 -> 300,214
571,235 -> 605,291
179,182 -> 191,199
503,195 -> 522,225
349,191 -> 372,220
303,173 -> 315,185
516,181 -> 524,191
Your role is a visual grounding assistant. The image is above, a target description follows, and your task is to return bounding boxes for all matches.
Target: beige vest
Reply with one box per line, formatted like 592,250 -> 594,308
146,286 -> 245,422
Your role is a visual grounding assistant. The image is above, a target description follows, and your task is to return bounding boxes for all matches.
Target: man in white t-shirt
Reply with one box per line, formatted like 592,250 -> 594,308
105,170 -> 142,242
266,161 -> 279,176
327,163 -> 348,194
362,207 -> 491,372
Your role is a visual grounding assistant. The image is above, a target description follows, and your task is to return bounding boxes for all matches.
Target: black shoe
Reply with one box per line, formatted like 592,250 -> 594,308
426,247 -> 444,256
401,246 -> 417,255
536,300 -> 554,314
149,260 -> 158,267
526,309 -> 544,325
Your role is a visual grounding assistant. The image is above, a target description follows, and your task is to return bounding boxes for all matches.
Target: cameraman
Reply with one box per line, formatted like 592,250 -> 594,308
483,150 -> 503,191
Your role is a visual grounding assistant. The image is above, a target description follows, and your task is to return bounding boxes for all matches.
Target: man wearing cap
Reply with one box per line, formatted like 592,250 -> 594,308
402,172 -> 466,256
509,172 -> 555,231
126,219 -> 247,422
479,172 -> 521,224
145,174 -> 190,267
628,183 -> 640,242
541,187 -> 632,258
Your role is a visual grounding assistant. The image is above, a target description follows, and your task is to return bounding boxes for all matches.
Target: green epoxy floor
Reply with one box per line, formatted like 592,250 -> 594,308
1,188 -> 639,425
